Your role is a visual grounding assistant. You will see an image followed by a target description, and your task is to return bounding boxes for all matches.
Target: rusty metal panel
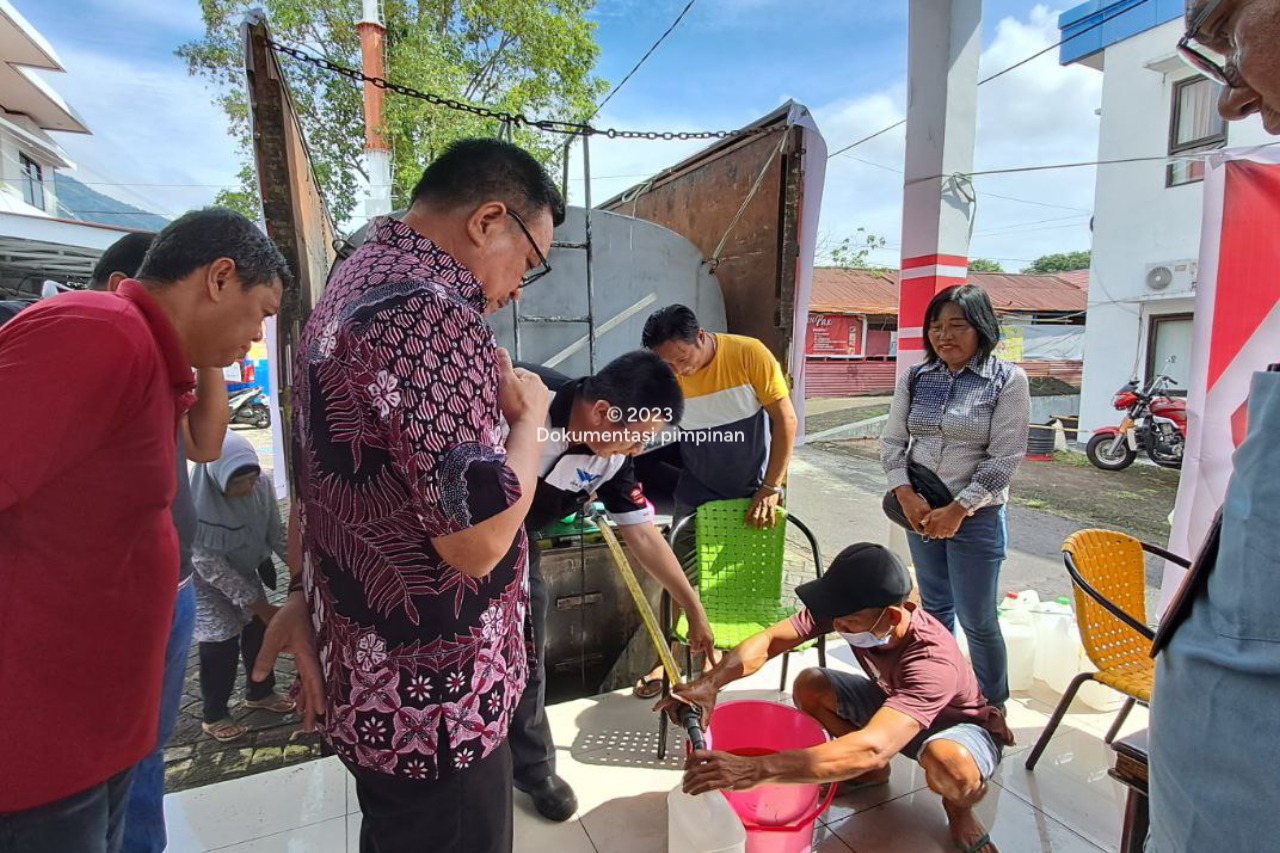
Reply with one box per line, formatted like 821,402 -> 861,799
804,360 -> 899,397
601,117 -> 798,364
244,14 -> 337,485
804,358 -> 1084,398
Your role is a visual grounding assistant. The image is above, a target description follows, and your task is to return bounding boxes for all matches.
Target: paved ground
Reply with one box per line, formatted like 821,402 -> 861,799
791,440 -> 1180,603
167,425 -> 325,793
168,423 -> 1180,792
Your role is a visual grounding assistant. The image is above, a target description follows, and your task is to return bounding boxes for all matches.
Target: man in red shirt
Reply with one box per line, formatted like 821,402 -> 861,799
0,208 -> 289,853
660,544 -> 1014,853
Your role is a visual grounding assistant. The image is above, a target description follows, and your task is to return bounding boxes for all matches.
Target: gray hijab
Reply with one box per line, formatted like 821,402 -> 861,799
191,431 -> 274,569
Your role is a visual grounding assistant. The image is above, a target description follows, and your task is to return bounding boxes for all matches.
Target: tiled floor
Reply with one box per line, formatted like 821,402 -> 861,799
163,647 -> 1145,852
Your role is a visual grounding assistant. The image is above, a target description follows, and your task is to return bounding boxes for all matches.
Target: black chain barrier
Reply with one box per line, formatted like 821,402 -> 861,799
267,39 -> 775,142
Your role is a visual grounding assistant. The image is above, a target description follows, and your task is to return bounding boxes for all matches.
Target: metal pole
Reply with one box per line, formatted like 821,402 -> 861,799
511,299 -> 521,361
583,133 -> 597,374
891,0 -> 982,560
561,135 -> 573,207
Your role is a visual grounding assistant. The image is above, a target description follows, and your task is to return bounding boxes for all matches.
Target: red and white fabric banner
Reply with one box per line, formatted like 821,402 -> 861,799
1163,145 -> 1280,611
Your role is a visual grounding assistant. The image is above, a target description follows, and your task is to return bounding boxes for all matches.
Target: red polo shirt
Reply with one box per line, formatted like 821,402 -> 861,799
0,281 -> 195,811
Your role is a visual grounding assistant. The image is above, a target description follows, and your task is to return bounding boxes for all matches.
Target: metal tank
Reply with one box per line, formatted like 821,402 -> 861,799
492,206 -> 727,377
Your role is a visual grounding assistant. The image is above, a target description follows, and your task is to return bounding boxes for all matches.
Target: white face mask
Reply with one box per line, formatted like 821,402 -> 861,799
839,610 -> 892,649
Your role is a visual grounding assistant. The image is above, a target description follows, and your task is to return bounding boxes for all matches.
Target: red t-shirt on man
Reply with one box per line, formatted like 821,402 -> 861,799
0,281 -> 194,811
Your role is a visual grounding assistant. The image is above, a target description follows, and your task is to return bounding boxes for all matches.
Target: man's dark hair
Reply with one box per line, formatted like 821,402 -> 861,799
583,350 -> 685,426
411,138 -> 566,227
90,232 -> 155,291
136,208 -> 293,290
641,304 -> 701,349
922,284 -> 1002,363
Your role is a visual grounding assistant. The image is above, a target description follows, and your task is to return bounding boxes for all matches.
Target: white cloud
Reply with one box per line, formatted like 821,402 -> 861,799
811,4 -> 1104,270
85,0 -> 205,35
36,43 -> 242,219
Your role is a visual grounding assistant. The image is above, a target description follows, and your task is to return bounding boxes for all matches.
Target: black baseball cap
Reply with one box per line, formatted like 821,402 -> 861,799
795,543 -> 912,618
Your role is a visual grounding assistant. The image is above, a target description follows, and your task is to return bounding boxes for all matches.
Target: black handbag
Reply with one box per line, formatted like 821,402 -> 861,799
883,366 -> 954,530
257,557 -> 279,591
883,463 -> 954,530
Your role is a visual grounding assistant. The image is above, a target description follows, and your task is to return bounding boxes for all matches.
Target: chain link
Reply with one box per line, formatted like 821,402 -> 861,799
266,39 -> 775,142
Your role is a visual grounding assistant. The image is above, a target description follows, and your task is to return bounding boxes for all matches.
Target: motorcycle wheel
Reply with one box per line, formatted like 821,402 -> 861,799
1086,433 -> 1137,471
253,405 -> 271,430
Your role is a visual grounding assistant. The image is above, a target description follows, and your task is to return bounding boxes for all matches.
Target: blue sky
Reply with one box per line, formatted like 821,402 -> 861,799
25,0 -> 1104,270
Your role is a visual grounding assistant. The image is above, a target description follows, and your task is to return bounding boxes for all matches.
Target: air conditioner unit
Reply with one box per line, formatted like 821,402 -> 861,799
1144,260 -> 1198,295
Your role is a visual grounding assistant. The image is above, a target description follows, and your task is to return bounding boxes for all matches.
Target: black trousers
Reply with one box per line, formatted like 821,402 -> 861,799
509,546 -> 554,788
349,742 -> 513,853
0,767 -> 135,853
198,616 -> 274,723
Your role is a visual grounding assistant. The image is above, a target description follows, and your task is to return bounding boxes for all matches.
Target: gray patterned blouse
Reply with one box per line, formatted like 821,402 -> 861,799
881,355 -> 1031,512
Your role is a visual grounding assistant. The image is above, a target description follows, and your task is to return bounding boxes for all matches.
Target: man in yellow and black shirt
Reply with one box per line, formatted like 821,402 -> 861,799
643,304 -> 798,529
636,305 -> 798,696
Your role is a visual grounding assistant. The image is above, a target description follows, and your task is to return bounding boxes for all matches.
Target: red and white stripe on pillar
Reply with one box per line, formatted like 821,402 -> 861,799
897,253 -> 969,358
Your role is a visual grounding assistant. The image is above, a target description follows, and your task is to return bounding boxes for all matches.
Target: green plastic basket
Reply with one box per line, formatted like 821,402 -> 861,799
674,498 -> 809,649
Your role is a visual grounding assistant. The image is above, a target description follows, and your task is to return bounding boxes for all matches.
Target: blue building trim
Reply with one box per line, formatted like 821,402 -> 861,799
1058,0 -> 1184,66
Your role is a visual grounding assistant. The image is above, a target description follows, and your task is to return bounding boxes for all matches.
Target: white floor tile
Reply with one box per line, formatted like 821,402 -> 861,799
827,782 -> 1107,853
820,752 -> 931,827
513,801 -> 597,853
165,758 -> 348,852
346,813 -> 359,851
996,727 -> 1128,852
205,817 -> 347,853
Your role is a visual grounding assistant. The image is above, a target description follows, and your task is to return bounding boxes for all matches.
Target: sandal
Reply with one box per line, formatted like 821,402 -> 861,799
202,718 -> 248,743
632,676 -> 664,699
244,692 -> 297,714
953,833 -> 994,853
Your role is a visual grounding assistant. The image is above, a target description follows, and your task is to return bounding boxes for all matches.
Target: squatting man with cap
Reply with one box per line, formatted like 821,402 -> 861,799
659,544 -> 1013,853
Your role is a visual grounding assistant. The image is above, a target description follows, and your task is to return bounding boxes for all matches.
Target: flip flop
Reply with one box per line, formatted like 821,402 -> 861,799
244,692 -> 297,714
835,772 -> 891,796
633,676 -> 664,699
953,833 -> 994,853
202,718 -> 248,743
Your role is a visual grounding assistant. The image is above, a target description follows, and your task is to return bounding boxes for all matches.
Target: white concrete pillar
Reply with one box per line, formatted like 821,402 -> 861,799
891,0 -> 982,559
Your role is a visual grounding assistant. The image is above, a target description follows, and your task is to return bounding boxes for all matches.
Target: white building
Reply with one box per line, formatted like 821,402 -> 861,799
1059,0 -> 1271,437
0,0 -> 137,296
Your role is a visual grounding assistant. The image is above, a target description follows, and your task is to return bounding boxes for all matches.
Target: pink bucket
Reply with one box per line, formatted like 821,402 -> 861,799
705,700 -> 837,853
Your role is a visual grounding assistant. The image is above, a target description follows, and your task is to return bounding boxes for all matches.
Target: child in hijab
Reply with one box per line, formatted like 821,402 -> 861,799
191,431 -> 296,742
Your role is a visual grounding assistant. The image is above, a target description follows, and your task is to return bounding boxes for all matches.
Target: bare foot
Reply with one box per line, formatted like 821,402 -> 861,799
943,798 -> 998,853
835,765 -> 892,796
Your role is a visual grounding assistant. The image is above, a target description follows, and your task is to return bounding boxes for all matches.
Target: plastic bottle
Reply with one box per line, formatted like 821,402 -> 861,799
668,787 -> 747,853
1032,597 -> 1087,693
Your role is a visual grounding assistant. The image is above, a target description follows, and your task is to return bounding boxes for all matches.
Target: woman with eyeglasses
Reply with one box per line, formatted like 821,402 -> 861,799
880,285 -> 1030,710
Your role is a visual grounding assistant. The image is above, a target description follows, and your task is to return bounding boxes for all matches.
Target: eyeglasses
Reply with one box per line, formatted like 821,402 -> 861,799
1177,0 -> 1246,88
507,209 -> 552,289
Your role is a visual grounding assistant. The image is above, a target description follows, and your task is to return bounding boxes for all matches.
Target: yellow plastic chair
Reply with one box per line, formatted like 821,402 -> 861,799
1024,529 -> 1189,770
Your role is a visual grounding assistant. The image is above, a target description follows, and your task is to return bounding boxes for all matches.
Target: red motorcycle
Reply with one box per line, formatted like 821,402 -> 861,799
1086,361 -> 1187,471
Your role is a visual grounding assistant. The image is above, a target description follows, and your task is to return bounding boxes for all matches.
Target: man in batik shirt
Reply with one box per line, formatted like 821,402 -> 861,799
289,139 -> 559,853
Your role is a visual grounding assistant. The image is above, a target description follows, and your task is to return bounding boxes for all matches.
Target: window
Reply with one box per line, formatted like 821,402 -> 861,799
1168,77 -> 1226,187
19,153 -> 45,210
1146,313 -> 1193,394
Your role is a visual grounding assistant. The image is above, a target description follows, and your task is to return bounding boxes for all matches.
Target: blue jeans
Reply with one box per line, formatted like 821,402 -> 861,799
907,505 -> 1009,707
122,582 -> 196,853
0,767 -> 136,853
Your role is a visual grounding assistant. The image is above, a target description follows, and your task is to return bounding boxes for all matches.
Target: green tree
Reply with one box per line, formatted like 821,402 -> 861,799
968,258 -> 1004,273
181,0 -> 607,223
823,228 -> 891,271
1021,250 -> 1091,274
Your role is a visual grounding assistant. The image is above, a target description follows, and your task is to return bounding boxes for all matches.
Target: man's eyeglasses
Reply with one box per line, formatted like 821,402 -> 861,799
1177,0 -> 1245,88
507,210 -> 551,289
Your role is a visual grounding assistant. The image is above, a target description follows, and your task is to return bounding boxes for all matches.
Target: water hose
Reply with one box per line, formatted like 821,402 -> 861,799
583,503 -> 706,750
